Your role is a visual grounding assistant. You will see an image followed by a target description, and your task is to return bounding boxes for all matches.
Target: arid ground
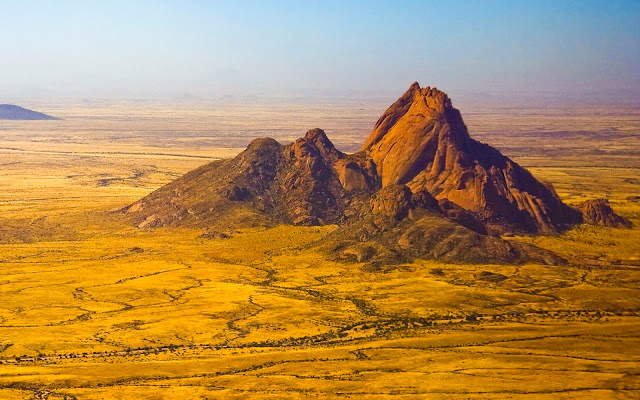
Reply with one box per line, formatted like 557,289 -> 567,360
0,100 -> 638,399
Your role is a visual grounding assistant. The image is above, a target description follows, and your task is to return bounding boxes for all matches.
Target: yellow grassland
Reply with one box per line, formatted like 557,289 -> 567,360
0,101 -> 638,399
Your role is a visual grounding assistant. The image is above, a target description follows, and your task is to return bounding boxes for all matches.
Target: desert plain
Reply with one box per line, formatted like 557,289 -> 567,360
0,99 -> 638,399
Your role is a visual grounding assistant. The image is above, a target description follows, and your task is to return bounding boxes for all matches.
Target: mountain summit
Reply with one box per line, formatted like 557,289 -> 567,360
361,82 -> 581,233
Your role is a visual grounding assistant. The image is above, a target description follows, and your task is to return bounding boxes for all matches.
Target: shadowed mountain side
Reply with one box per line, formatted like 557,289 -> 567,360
124,129 -> 379,228
361,83 -> 582,234
322,184 -> 565,267
0,104 -> 59,120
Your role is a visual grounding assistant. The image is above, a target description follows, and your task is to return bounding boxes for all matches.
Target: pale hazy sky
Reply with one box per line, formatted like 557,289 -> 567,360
3,0 -> 640,102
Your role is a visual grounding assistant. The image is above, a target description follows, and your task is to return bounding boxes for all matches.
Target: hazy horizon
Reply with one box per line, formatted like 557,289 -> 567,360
4,1 -> 640,105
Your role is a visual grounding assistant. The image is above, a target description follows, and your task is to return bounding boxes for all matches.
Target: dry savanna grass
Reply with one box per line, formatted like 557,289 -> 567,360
0,101 -> 638,399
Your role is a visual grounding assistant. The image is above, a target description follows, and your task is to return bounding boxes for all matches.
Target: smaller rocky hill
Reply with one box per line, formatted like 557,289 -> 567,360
124,128 -> 379,229
0,104 -> 59,120
579,199 -> 632,228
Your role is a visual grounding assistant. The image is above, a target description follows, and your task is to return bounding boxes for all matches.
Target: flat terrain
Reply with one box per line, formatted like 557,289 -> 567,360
0,100 -> 638,399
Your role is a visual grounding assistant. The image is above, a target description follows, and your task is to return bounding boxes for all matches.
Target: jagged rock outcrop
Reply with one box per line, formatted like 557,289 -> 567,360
579,199 -> 631,228
361,82 -> 582,234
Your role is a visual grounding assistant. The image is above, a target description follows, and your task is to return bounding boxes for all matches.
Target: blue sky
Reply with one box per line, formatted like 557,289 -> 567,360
3,0 -> 639,101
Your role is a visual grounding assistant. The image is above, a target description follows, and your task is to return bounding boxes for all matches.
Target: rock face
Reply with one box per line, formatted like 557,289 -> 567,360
579,199 -> 631,228
361,82 -> 581,234
0,104 -> 59,120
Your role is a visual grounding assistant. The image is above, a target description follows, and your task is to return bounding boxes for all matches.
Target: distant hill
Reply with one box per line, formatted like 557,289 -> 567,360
0,104 -> 59,120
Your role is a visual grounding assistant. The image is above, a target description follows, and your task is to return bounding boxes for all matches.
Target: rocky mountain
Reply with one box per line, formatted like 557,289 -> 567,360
0,104 -> 59,120
125,129 -> 559,265
124,83 -> 629,265
361,83 -> 582,234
